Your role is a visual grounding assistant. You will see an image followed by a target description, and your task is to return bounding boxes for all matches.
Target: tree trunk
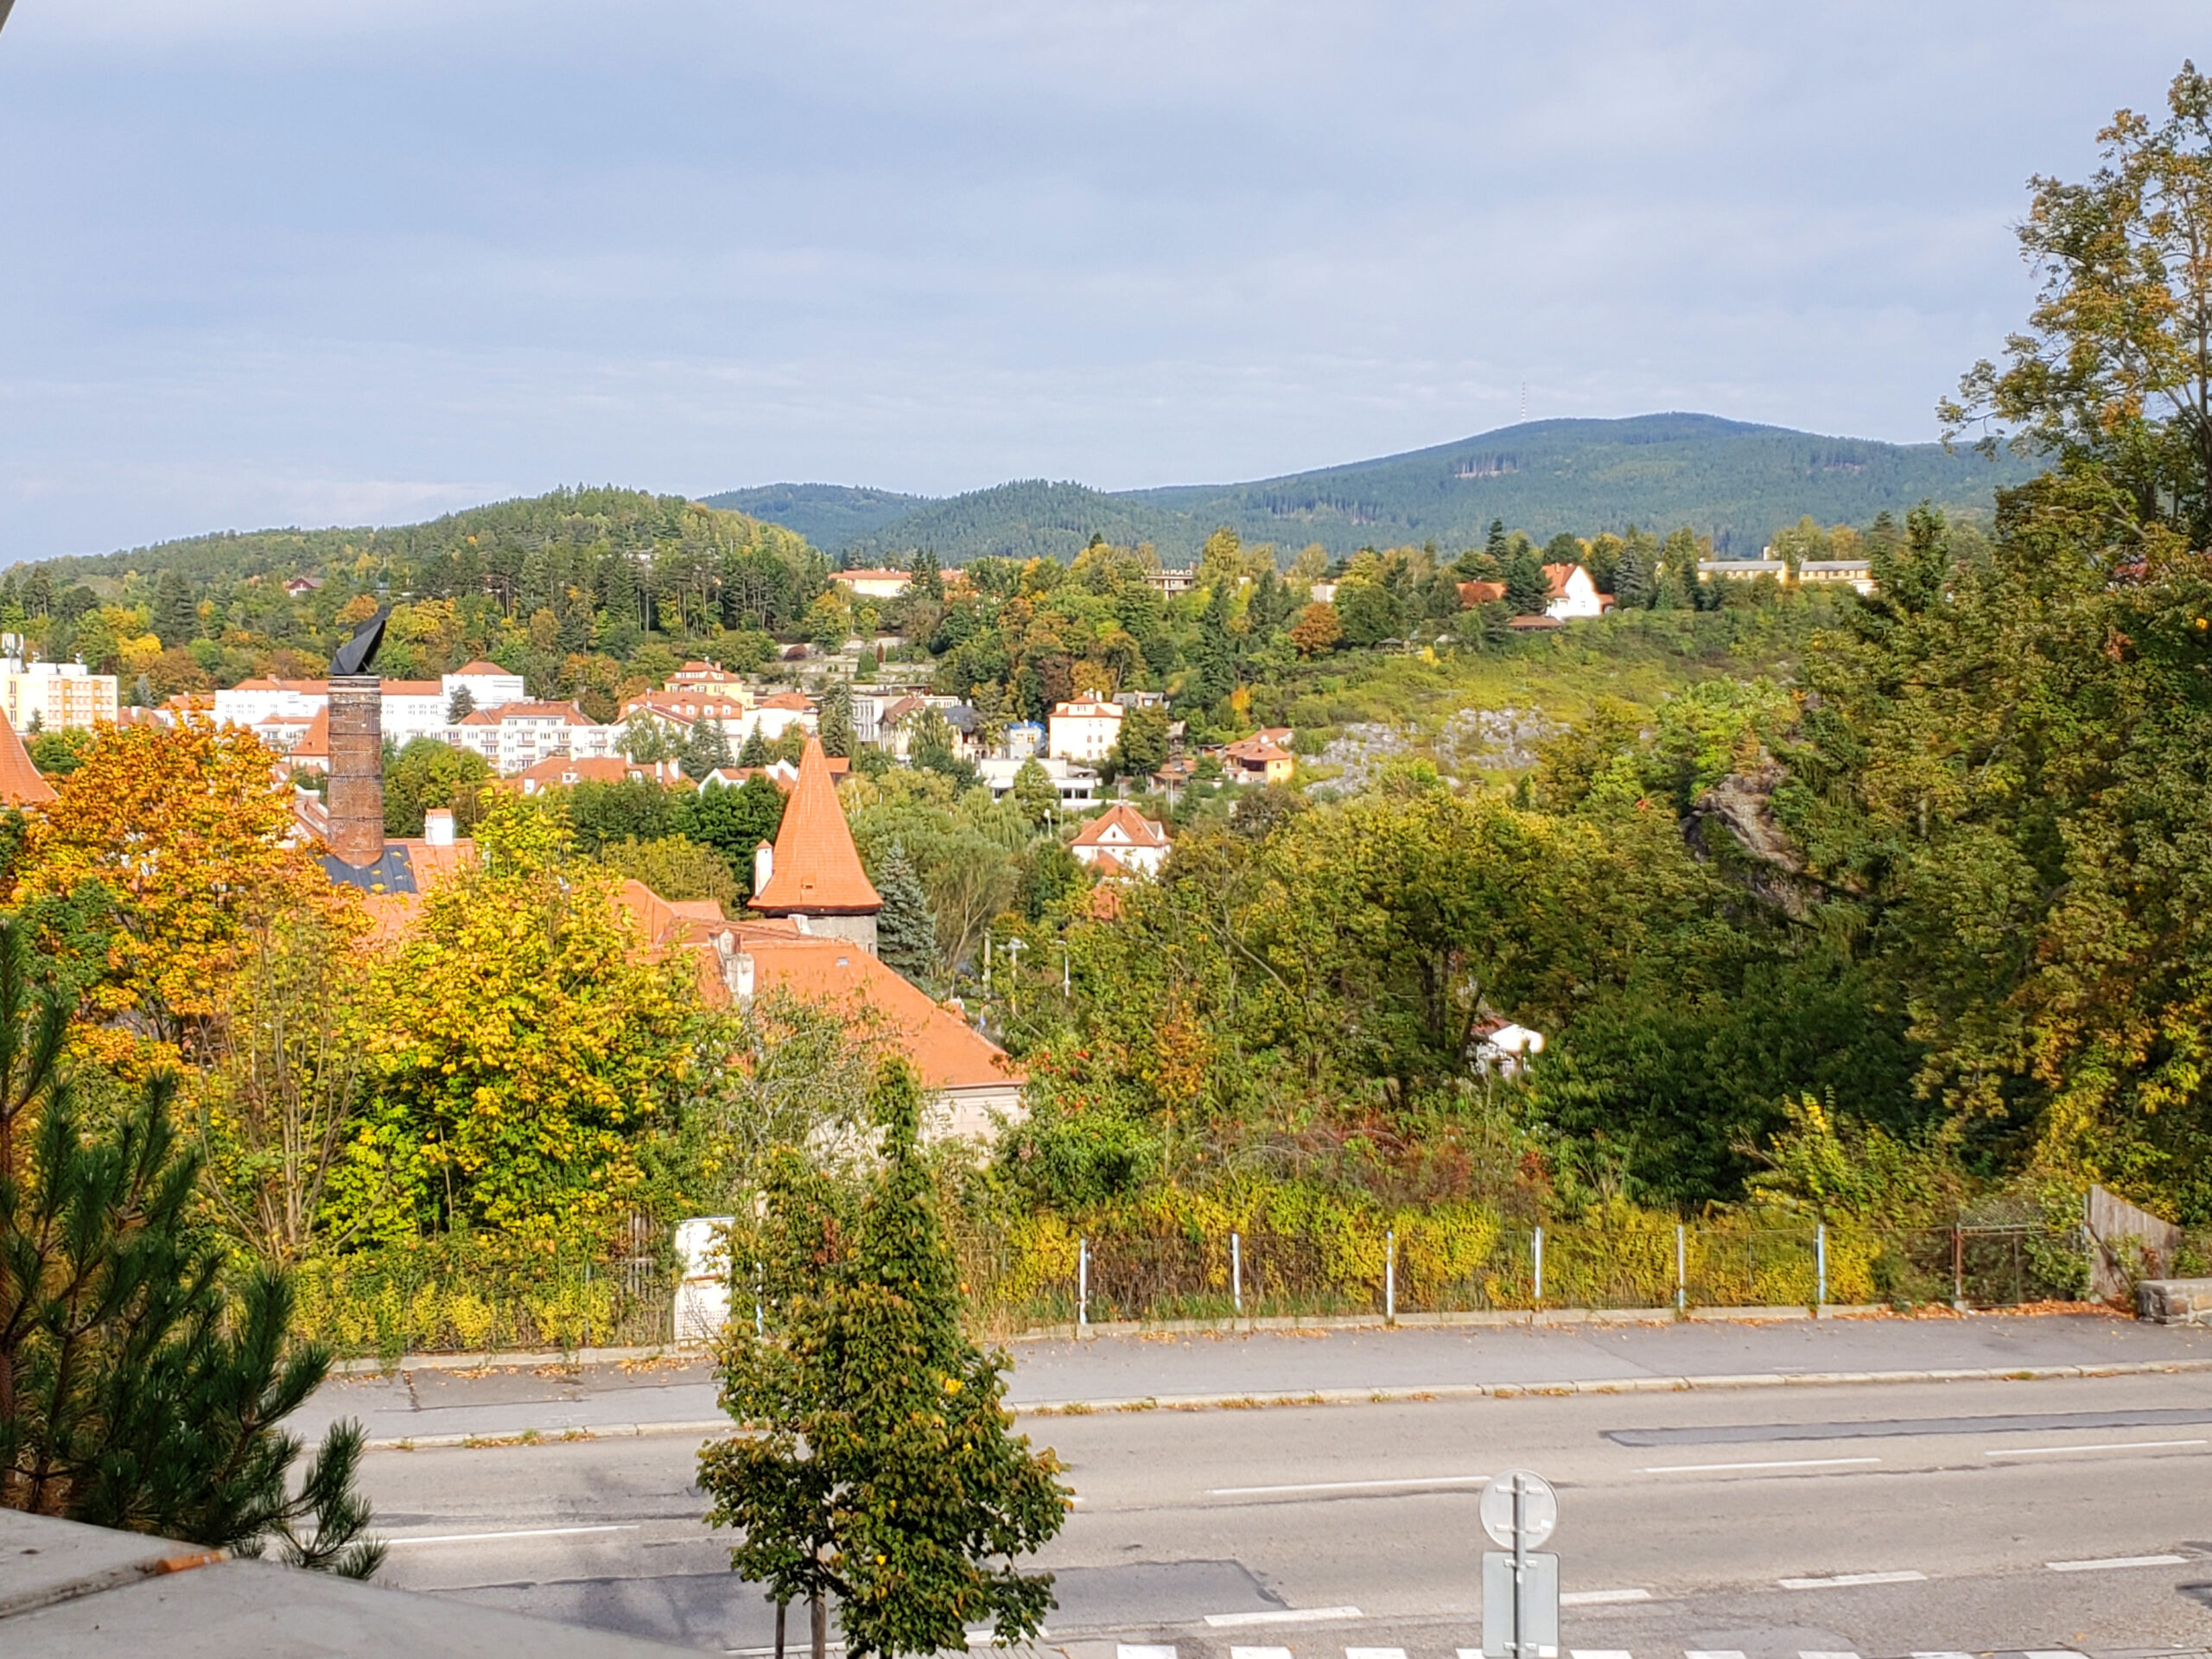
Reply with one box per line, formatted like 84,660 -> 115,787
775,1598 -> 787,1659
810,1590 -> 826,1659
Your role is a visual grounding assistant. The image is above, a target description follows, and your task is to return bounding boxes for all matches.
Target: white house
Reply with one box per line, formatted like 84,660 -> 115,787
1048,692 -> 1123,763
747,690 -> 818,745
620,690 -> 753,743
1472,1018 -> 1546,1077
1541,563 -> 1607,620
1069,802 -> 1170,877
976,755 -> 1098,810
830,569 -> 912,601
213,677 -> 327,730
448,701 -> 619,774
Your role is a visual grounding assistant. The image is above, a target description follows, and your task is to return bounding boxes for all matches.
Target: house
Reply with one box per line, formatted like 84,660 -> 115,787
1221,733 -> 1294,785
619,690 -> 753,743
281,575 -> 324,599
749,690 -> 818,744
506,755 -> 687,796
667,660 -> 748,699
1541,563 -> 1607,620
1048,691 -> 1123,763
694,755 -> 849,793
975,755 -> 1097,809
1002,720 -> 1045,760
748,737 -> 882,954
1307,581 -> 1338,603
1697,558 -> 1790,584
379,680 -> 448,747
1472,1017 -> 1546,1077
442,660 -> 527,713
1798,559 -> 1877,594
1146,568 -> 1198,596
1070,802 -> 1171,876
213,676 -> 327,731
829,568 -> 912,601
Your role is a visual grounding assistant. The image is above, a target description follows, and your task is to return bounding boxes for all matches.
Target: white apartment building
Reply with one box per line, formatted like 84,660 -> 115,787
448,702 -> 620,774
442,660 -> 527,712
380,680 -> 449,747
1047,692 -> 1123,764
213,677 -> 328,729
0,660 -> 122,732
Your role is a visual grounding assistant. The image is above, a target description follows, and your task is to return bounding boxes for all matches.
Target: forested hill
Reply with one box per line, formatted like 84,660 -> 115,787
707,413 -> 2043,563
34,486 -> 806,590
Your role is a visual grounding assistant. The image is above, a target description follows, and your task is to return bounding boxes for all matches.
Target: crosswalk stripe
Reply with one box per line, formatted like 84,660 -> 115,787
1228,1648 -> 1291,1659
1344,1649 -> 1405,1659
1687,1650 -> 1748,1658
1116,1645 -> 1178,1659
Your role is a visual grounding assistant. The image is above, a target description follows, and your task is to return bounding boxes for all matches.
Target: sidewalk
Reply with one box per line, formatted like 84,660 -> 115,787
297,1309 -> 2212,1451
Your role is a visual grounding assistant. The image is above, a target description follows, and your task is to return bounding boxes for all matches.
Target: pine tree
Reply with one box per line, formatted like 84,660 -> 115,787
874,842 -> 936,985
817,683 -> 855,759
683,718 -> 734,779
737,726 -> 772,769
1503,546 -> 1550,617
445,685 -> 476,724
0,920 -> 381,1572
698,1060 -> 1065,1659
151,569 -> 197,648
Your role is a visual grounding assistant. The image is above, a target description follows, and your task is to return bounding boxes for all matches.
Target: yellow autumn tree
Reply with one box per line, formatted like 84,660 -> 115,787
13,720 -> 360,1057
336,795 -> 699,1247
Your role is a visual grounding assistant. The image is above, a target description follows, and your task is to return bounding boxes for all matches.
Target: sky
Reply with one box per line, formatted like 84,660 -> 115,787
0,2 -> 2202,561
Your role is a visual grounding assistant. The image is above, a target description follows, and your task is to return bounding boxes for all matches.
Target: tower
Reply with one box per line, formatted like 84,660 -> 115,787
748,735 -> 882,953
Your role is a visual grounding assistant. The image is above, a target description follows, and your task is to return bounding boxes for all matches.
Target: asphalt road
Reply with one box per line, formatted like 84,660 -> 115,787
359,1367 -> 2212,1659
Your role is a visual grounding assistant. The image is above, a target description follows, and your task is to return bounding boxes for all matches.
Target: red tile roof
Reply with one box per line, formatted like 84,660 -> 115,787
1071,802 -> 1170,850
451,660 -> 512,677
755,690 -> 816,712
0,708 -> 56,807
1543,563 -> 1581,598
505,755 -> 683,791
751,737 -> 881,915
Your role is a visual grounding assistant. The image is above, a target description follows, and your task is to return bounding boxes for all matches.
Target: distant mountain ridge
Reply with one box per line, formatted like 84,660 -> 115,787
704,413 -> 2040,563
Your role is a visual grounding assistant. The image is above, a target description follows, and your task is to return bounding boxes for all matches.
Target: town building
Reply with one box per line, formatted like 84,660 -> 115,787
829,568 -> 912,601
0,660 -> 121,734
1798,559 -> 1877,594
1146,568 -> 1198,596
975,755 -> 1098,810
507,755 -> 687,796
1696,558 -> 1790,584
0,708 -> 56,807
1048,692 -> 1123,763
1220,731 -> 1294,785
447,701 -> 620,774
1541,563 -> 1608,620
748,690 -> 818,745
619,690 -> 753,744
1070,802 -> 1171,876
748,737 -> 882,955
1002,720 -> 1045,760
442,660 -> 527,712
668,660 -> 748,698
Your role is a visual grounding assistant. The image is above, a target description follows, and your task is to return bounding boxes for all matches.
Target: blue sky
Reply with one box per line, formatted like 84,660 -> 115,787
0,3 -> 2200,560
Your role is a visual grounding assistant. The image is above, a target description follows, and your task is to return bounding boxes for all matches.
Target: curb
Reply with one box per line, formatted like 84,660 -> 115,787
359,1357 -> 2212,1450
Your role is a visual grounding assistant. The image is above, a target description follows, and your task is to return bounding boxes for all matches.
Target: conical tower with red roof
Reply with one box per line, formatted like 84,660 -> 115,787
749,735 -> 882,954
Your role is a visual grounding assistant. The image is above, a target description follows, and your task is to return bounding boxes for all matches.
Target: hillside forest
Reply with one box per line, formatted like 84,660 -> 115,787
5,69 -> 2212,1354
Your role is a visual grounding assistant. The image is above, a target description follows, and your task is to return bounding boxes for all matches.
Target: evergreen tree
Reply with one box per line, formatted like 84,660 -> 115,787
698,1060 -> 1065,1659
874,843 -> 937,985
151,569 -> 197,648
0,921 -> 380,1572
1484,518 -> 1509,562
910,549 -> 945,605
683,718 -> 734,779
737,725 -> 772,769
817,683 -> 855,759
1661,527 -> 1703,610
1191,582 -> 1236,705
1613,527 -> 1658,609
1503,546 -> 1550,616
445,685 -> 476,724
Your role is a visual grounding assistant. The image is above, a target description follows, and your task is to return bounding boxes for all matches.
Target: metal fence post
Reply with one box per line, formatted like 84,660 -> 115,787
1532,1226 -> 1544,1305
1675,1224 -> 1687,1313
1230,1230 -> 1243,1317
1077,1237 -> 1090,1335
1815,1223 -> 1827,1312
1953,1220 -> 1965,1307
1385,1229 -> 1396,1323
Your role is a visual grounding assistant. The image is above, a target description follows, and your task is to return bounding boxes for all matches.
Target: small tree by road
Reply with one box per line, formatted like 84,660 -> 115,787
698,1059 -> 1066,1659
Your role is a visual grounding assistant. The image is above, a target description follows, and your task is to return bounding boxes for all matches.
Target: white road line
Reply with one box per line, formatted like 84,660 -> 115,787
1344,1648 -> 1407,1659
1688,1650 -> 1748,1658
1205,1475 -> 1488,1497
1117,1645 -> 1178,1659
1778,1568 -> 1926,1589
1560,1588 -> 1652,1605
383,1523 -> 638,1547
1909,1652 -> 1974,1658
1800,1651 -> 1861,1659
1986,1438 -> 2207,1458
2047,1552 -> 2189,1572
1228,1647 -> 1291,1659
1642,1456 -> 1880,1475
1204,1607 -> 1364,1628
1569,1649 -> 1633,1659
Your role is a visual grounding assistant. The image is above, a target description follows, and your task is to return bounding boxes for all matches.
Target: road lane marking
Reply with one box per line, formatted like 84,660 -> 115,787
1778,1568 -> 1925,1588
1569,1650 -> 1632,1659
2047,1552 -> 2189,1571
385,1523 -> 637,1547
1344,1649 -> 1406,1659
1986,1438 -> 2207,1458
1206,1476 -> 1487,1497
1800,1651 -> 1861,1659
1560,1588 -> 1651,1605
1204,1607 -> 1363,1628
1642,1456 -> 1880,1474
1688,1651 -> 1747,1658
1118,1646 -> 1178,1659
1228,1647 -> 1291,1659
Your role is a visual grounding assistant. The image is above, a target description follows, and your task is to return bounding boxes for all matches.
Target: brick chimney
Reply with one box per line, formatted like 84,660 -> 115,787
326,673 -> 385,867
